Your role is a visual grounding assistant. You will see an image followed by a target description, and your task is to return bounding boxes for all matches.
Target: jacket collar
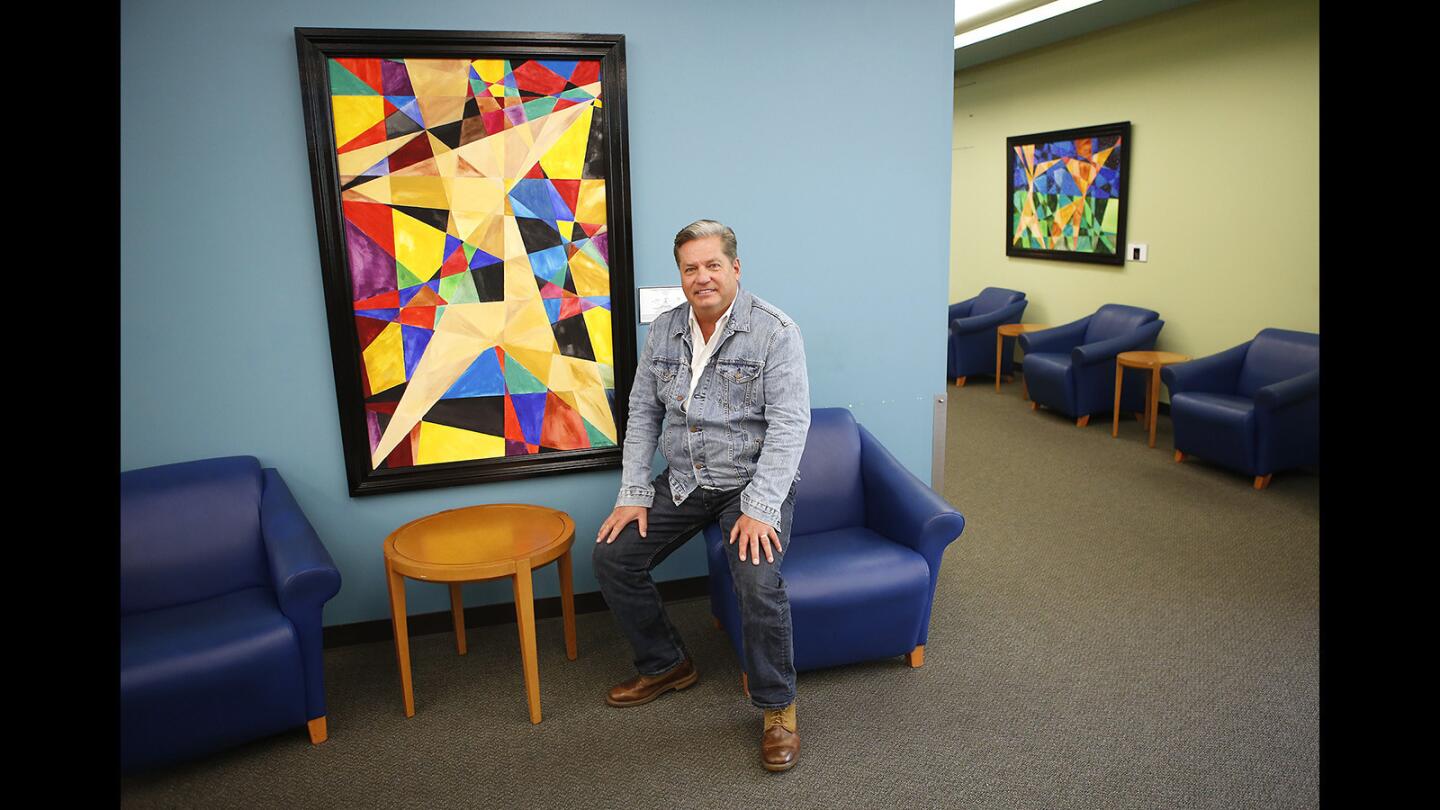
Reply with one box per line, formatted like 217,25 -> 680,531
671,287 -> 753,337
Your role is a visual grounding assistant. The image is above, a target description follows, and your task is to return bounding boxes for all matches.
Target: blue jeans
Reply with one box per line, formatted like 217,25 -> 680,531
593,470 -> 798,709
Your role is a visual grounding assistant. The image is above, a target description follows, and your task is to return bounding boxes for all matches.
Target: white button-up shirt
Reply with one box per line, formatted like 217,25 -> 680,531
683,298 -> 735,413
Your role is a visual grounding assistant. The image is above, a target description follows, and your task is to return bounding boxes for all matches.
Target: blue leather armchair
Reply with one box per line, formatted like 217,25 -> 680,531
1019,304 -> 1164,426
1162,328 -> 1319,490
705,408 -> 965,680
948,287 -> 1028,386
120,456 -> 341,772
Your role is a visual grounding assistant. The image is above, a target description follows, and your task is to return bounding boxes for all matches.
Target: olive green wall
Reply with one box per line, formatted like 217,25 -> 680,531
951,0 -> 1318,362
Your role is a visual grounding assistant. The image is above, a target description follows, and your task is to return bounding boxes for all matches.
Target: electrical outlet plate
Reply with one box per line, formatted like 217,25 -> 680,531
1127,243 -> 1148,262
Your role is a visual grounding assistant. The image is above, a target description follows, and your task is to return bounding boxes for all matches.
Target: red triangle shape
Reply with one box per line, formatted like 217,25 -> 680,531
354,290 -> 400,311
571,61 -> 600,87
336,58 -> 385,93
559,297 -> 584,320
578,221 -> 601,237
540,392 -> 590,450
551,180 -> 581,216
524,162 -> 547,179
398,306 -> 436,329
553,98 -> 579,112
343,201 -> 396,257
338,119 -> 387,154
540,282 -> 566,299
354,315 -> 391,349
388,132 -> 435,173
438,248 -> 469,278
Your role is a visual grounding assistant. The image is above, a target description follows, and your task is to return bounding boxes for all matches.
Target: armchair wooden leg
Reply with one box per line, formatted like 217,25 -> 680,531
713,616 -> 723,630
1076,415 -> 1090,428
906,645 -> 925,668
1254,474 -> 1273,490
1134,411 -> 1145,423
741,672 -> 750,698
954,376 -> 966,387
1030,401 -> 1039,411
1174,450 -> 1186,463
307,716 -> 328,745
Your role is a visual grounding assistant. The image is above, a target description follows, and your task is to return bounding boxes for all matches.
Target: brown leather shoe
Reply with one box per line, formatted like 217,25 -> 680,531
761,703 -> 799,772
605,659 -> 699,707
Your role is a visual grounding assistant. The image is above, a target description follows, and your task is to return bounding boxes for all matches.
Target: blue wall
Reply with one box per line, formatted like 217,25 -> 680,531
121,0 -> 954,626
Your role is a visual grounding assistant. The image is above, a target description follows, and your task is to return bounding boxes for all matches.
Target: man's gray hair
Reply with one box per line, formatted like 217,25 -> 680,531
673,219 -> 738,266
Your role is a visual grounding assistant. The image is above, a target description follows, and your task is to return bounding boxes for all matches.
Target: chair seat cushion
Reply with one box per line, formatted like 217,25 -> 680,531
121,587 -> 306,770
784,527 -> 931,670
1170,392 -> 1257,474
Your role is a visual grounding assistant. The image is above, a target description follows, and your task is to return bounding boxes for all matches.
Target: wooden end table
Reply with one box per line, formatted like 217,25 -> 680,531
996,323 -> 1049,396
384,504 -> 577,724
1112,351 -> 1191,448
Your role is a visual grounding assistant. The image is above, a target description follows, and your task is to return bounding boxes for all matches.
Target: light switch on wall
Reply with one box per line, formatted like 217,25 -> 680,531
1127,243 -> 1148,262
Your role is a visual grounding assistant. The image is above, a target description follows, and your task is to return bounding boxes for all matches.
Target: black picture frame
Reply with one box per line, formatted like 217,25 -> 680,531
1005,121 -> 1130,266
295,28 -> 637,496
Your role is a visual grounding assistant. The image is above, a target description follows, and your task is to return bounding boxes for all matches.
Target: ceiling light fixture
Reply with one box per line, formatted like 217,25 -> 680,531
954,0 -> 1105,49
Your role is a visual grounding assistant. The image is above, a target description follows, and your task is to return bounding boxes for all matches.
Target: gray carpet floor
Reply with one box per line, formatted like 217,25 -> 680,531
120,376 -> 1319,808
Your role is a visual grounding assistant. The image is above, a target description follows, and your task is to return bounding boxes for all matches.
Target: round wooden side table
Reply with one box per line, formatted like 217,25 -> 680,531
996,323 -> 1050,396
383,503 -> 578,724
1113,351 -> 1192,448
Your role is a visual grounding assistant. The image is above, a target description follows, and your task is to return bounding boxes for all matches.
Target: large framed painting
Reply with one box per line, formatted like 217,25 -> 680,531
295,28 -> 636,496
1006,121 -> 1130,265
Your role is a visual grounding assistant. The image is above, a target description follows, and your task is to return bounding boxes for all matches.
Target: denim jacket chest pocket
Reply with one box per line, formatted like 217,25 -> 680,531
714,358 -> 763,413
651,357 -> 686,403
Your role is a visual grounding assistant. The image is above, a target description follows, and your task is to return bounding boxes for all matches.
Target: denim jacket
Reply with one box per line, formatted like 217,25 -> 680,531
615,287 -> 811,530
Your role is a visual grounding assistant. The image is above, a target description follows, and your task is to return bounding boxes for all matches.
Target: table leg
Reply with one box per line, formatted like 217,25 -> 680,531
511,561 -> 542,724
1148,367 -> 1161,448
385,561 -> 415,718
558,549 -> 578,661
449,583 -> 467,655
995,333 -> 1004,393
1112,364 -> 1124,438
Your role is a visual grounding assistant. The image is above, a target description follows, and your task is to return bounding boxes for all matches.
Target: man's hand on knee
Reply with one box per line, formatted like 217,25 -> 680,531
597,506 -> 648,544
729,514 -> 779,565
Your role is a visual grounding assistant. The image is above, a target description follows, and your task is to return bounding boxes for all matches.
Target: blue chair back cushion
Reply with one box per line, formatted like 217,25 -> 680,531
790,408 -> 865,536
972,287 -> 1024,315
120,456 -> 269,616
1237,328 -> 1319,398
1084,304 -> 1159,344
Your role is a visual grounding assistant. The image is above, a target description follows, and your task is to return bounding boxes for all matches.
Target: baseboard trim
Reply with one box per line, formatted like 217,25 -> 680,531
322,574 -> 711,649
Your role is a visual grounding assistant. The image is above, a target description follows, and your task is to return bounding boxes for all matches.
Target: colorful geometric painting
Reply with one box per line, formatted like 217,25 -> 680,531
297,31 -> 635,494
1006,122 -> 1130,265
332,55 -> 616,469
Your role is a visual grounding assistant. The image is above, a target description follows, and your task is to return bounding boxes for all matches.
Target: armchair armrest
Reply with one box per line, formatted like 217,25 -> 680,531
951,299 -> 1028,335
1072,319 -> 1165,366
948,299 -> 975,322
1161,341 -> 1249,395
1020,316 -> 1090,354
858,425 -> 965,571
1255,369 -> 1319,411
260,469 -> 341,619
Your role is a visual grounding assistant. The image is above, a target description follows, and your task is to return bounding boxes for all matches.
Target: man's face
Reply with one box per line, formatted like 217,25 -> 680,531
677,235 -> 741,322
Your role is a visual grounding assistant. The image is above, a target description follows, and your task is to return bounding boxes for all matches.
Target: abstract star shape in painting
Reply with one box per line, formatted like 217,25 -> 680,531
328,57 -> 618,470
